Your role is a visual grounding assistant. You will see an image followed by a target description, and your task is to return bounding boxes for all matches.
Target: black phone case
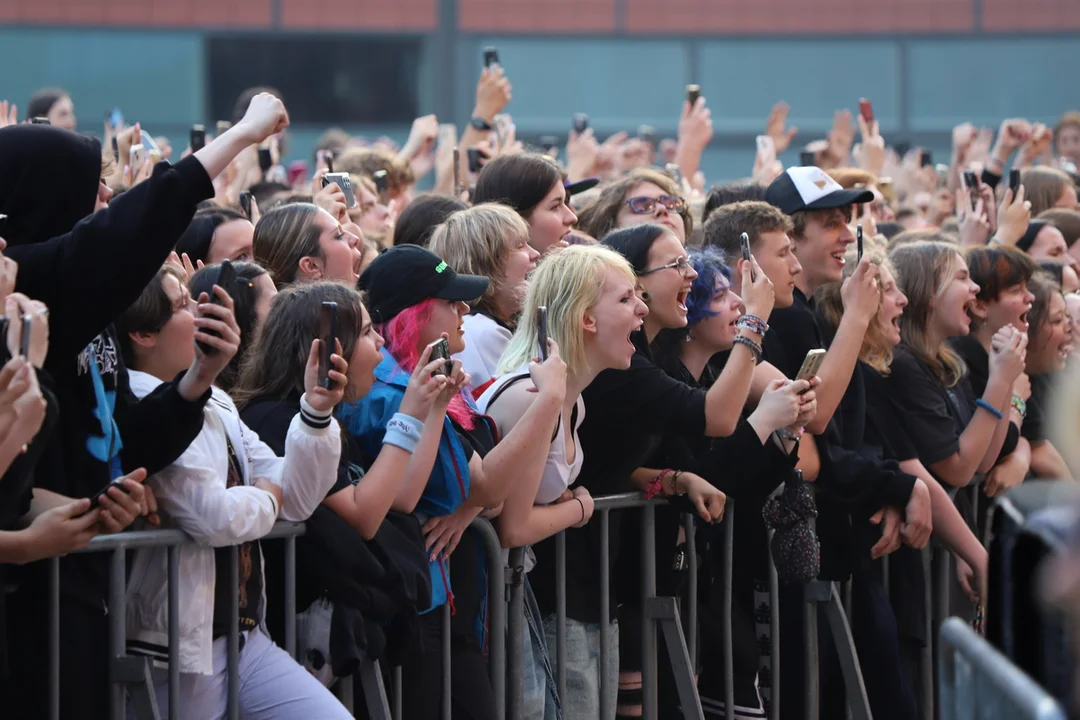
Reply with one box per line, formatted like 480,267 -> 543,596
536,308 -> 549,361
19,316 -> 32,359
195,261 -> 235,356
319,303 -> 338,389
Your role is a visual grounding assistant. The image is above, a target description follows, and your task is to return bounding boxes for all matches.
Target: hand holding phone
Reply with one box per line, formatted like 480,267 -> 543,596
799,150 -> 815,167
190,124 -> 206,153
859,98 -> 874,124
572,113 -> 589,134
239,191 -> 253,220
536,307 -> 549,361
195,260 -> 236,356
430,337 -> 453,377
373,169 -> 390,204
686,84 -> 701,107
796,348 -> 827,383
318,302 -> 338,390
856,225 -> 864,264
467,147 -> 484,174
483,46 -> 499,68
740,232 -> 757,282
321,173 -> 358,209
1009,169 -> 1021,196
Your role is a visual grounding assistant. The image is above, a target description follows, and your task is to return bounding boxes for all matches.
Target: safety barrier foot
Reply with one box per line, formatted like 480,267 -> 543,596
646,596 -> 705,719
113,655 -> 161,720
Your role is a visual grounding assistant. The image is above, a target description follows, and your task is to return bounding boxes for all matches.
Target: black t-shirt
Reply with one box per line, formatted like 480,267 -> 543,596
532,332 -> 708,623
950,336 -> 1020,462
1023,373 -> 1053,444
885,348 -> 967,470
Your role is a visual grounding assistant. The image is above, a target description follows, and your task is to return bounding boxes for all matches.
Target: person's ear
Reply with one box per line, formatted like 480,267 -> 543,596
129,331 -> 157,350
969,298 -> 989,321
582,311 -> 598,335
298,256 -> 323,280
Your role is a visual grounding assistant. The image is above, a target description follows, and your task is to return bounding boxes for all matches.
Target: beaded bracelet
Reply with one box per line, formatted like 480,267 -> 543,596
1010,395 -> 1027,420
776,427 -> 803,443
736,314 -> 769,336
733,335 -> 763,363
645,469 -> 672,499
975,398 -> 1004,420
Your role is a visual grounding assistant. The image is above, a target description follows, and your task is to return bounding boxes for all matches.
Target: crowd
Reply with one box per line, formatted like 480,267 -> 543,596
0,58 -> 1077,720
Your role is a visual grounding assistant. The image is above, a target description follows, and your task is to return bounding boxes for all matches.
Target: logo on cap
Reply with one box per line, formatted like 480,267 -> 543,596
435,261 -> 448,273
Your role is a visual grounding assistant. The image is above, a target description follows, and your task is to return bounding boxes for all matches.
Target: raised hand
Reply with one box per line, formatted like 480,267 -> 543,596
234,93 -> 289,147
764,102 -> 798,154
302,338 -> 348,413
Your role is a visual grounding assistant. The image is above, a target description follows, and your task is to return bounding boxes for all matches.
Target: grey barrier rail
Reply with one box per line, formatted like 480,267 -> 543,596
938,617 -> 1067,719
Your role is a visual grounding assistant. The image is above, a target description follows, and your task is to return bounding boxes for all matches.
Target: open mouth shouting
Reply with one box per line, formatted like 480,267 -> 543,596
676,289 -> 690,315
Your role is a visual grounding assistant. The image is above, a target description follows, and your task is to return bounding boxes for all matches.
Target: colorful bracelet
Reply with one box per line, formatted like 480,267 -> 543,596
735,314 -> 769,336
776,427 -> 803,443
975,398 -> 1004,420
645,469 -> 672,499
732,335 -> 763,363
1010,395 -> 1027,420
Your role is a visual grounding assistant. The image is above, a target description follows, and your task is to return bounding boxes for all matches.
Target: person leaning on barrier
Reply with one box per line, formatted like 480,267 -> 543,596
0,91 -> 290,720
115,264 -> 352,719
236,281 -> 440,683
650,246 -> 811,718
477,244 -> 647,719
339,244 -> 567,720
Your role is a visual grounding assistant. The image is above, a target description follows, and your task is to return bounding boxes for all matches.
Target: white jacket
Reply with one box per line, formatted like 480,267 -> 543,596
124,371 -> 341,674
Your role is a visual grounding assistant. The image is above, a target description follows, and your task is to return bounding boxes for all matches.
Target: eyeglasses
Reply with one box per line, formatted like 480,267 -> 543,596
625,194 -> 686,215
640,256 -> 693,277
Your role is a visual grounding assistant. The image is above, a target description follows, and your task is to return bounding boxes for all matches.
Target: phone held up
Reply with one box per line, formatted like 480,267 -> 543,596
686,84 -> 701,107
796,348 -> 826,383
239,191 -> 253,221
483,46 -> 499,68
859,98 -> 874,124
373,169 -> 391,205
430,337 -> 453,378
322,173 -> 358,209
318,302 -> 338,390
190,125 -> 206,153
536,307 -> 549,362
572,113 -> 589,134
740,232 -> 756,282
856,225 -> 864,264
195,260 -> 236,356
1009,169 -> 1022,196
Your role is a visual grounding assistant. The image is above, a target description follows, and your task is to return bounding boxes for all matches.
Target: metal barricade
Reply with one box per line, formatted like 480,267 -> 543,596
938,617 -> 1066,719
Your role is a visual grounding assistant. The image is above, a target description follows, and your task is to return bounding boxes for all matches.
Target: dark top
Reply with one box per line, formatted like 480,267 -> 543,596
1023,373 -> 1053,445
241,395 -> 433,669
532,331 -> 708,623
0,128 -> 216,609
764,288 -> 915,579
949,335 -> 1020,462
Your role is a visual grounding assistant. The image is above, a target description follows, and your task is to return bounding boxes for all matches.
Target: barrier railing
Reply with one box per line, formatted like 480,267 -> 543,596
37,484 -> 1058,720
939,617 -> 1066,719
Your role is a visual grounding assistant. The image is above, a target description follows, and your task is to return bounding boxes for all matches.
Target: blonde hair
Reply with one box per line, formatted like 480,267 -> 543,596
428,203 -> 532,321
888,241 -> 966,387
1022,166 -> 1075,218
498,245 -> 635,377
815,246 -> 895,374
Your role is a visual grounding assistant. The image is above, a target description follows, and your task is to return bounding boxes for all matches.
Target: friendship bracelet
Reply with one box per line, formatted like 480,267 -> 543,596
732,335 -> 763,363
1010,395 -> 1027,420
975,398 -> 1004,420
383,413 -> 424,454
645,469 -> 672,500
735,314 -> 769,336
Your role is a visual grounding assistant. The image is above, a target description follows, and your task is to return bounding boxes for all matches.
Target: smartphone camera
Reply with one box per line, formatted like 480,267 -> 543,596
190,124 -> 206,153
572,113 -> 589,134
321,173 -> 358,209
483,47 -> 499,68
467,148 -> 484,174
686,84 -> 701,107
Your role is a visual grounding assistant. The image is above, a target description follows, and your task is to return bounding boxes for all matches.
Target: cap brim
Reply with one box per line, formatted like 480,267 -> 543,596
435,273 -> 490,303
565,178 -> 600,196
804,187 -> 875,211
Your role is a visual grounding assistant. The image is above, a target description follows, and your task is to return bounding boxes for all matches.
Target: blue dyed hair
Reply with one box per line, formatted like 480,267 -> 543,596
685,246 -> 732,328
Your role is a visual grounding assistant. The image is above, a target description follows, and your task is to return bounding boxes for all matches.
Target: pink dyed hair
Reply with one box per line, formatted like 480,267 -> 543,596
377,298 -> 476,429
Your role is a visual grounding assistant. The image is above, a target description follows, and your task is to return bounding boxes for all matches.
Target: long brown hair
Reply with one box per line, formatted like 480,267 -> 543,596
815,247 -> 896,375
233,281 -> 366,408
888,241 -> 966,387
253,202 -> 323,289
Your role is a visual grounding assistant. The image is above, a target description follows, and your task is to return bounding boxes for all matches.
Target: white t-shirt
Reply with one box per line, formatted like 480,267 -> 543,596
455,312 -> 513,397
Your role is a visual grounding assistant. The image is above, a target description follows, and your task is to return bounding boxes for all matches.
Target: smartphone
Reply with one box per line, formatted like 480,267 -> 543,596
373,169 -> 390,204
437,124 -> 457,150
321,173 -> 358,209
665,163 -> 683,185
483,46 -> 499,67
962,170 -> 979,191
467,147 -> 484,174
107,107 -> 124,129
190,124 -> 206,152
216,120 -> 232,137
539,135 -> 559,156
637,124 -> 655,144
920,150 -> 933,168
1009,169 -> 1021,195
430,337 -> 452,377
686,84 -> 701,107
129,143 -> 145,169
796,348 -> 827,382
239,190 -> 253,220
856,225 -> 864,264
195,260 -> 236,355
536,306 -> 549,362
0,318 -> 10,365
572,113 -> 590,134
452,147 -> 462,194
324,152 -> 335,174
87,480 -> 127,511
740,232 -> 756,282
493,113 -> 512,145
111,136 -> 119,162
859,98 -> 874,124
799,150 -> 815,167
30,117 -> 50,125
258,144 -> 273,174
19,314 -> 31,359
318,302 -> 338,390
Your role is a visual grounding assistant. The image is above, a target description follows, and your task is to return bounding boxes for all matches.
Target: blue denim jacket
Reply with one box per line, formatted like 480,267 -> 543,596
337,348 -> 472,614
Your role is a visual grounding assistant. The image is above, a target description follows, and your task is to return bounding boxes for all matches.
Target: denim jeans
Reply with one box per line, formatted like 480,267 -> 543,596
519,578 -> 561,719
542,613 -> 619,720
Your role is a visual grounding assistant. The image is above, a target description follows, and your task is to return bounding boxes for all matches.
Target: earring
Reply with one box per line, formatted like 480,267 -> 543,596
640,291 -> 651,303
684,331 -> 693,342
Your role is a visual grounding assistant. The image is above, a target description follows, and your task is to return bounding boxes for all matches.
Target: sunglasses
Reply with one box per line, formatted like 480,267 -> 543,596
625,194 -> 686,215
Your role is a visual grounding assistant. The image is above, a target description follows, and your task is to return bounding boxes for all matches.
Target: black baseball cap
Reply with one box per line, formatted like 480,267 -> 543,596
765,166 -> 874,215
358,245 -> 489,323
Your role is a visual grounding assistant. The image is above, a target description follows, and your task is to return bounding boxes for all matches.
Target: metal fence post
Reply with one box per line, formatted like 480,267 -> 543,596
284,535 -> 297,659
110,548 -> 127,720
767,528 -> 780,720
683,513 -> 697,674
470,518 -> 506,719
48,556 -> 60,720
641,503 -> 658,720
598,511 -> 611,720
442,598 -> 452,720
506,546 -> 526,720
227,545 -> 240,720
167,545 -> 181,720
723,504 -> 735,720
556,529 -> 568,709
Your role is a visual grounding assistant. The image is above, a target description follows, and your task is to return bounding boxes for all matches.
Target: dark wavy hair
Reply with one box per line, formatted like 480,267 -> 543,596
175,207 -> 250,265
599,223 -> 668,275
472,153 -> 563,219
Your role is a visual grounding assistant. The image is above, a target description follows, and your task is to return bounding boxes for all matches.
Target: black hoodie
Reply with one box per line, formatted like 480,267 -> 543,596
0,124 -> 215,608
